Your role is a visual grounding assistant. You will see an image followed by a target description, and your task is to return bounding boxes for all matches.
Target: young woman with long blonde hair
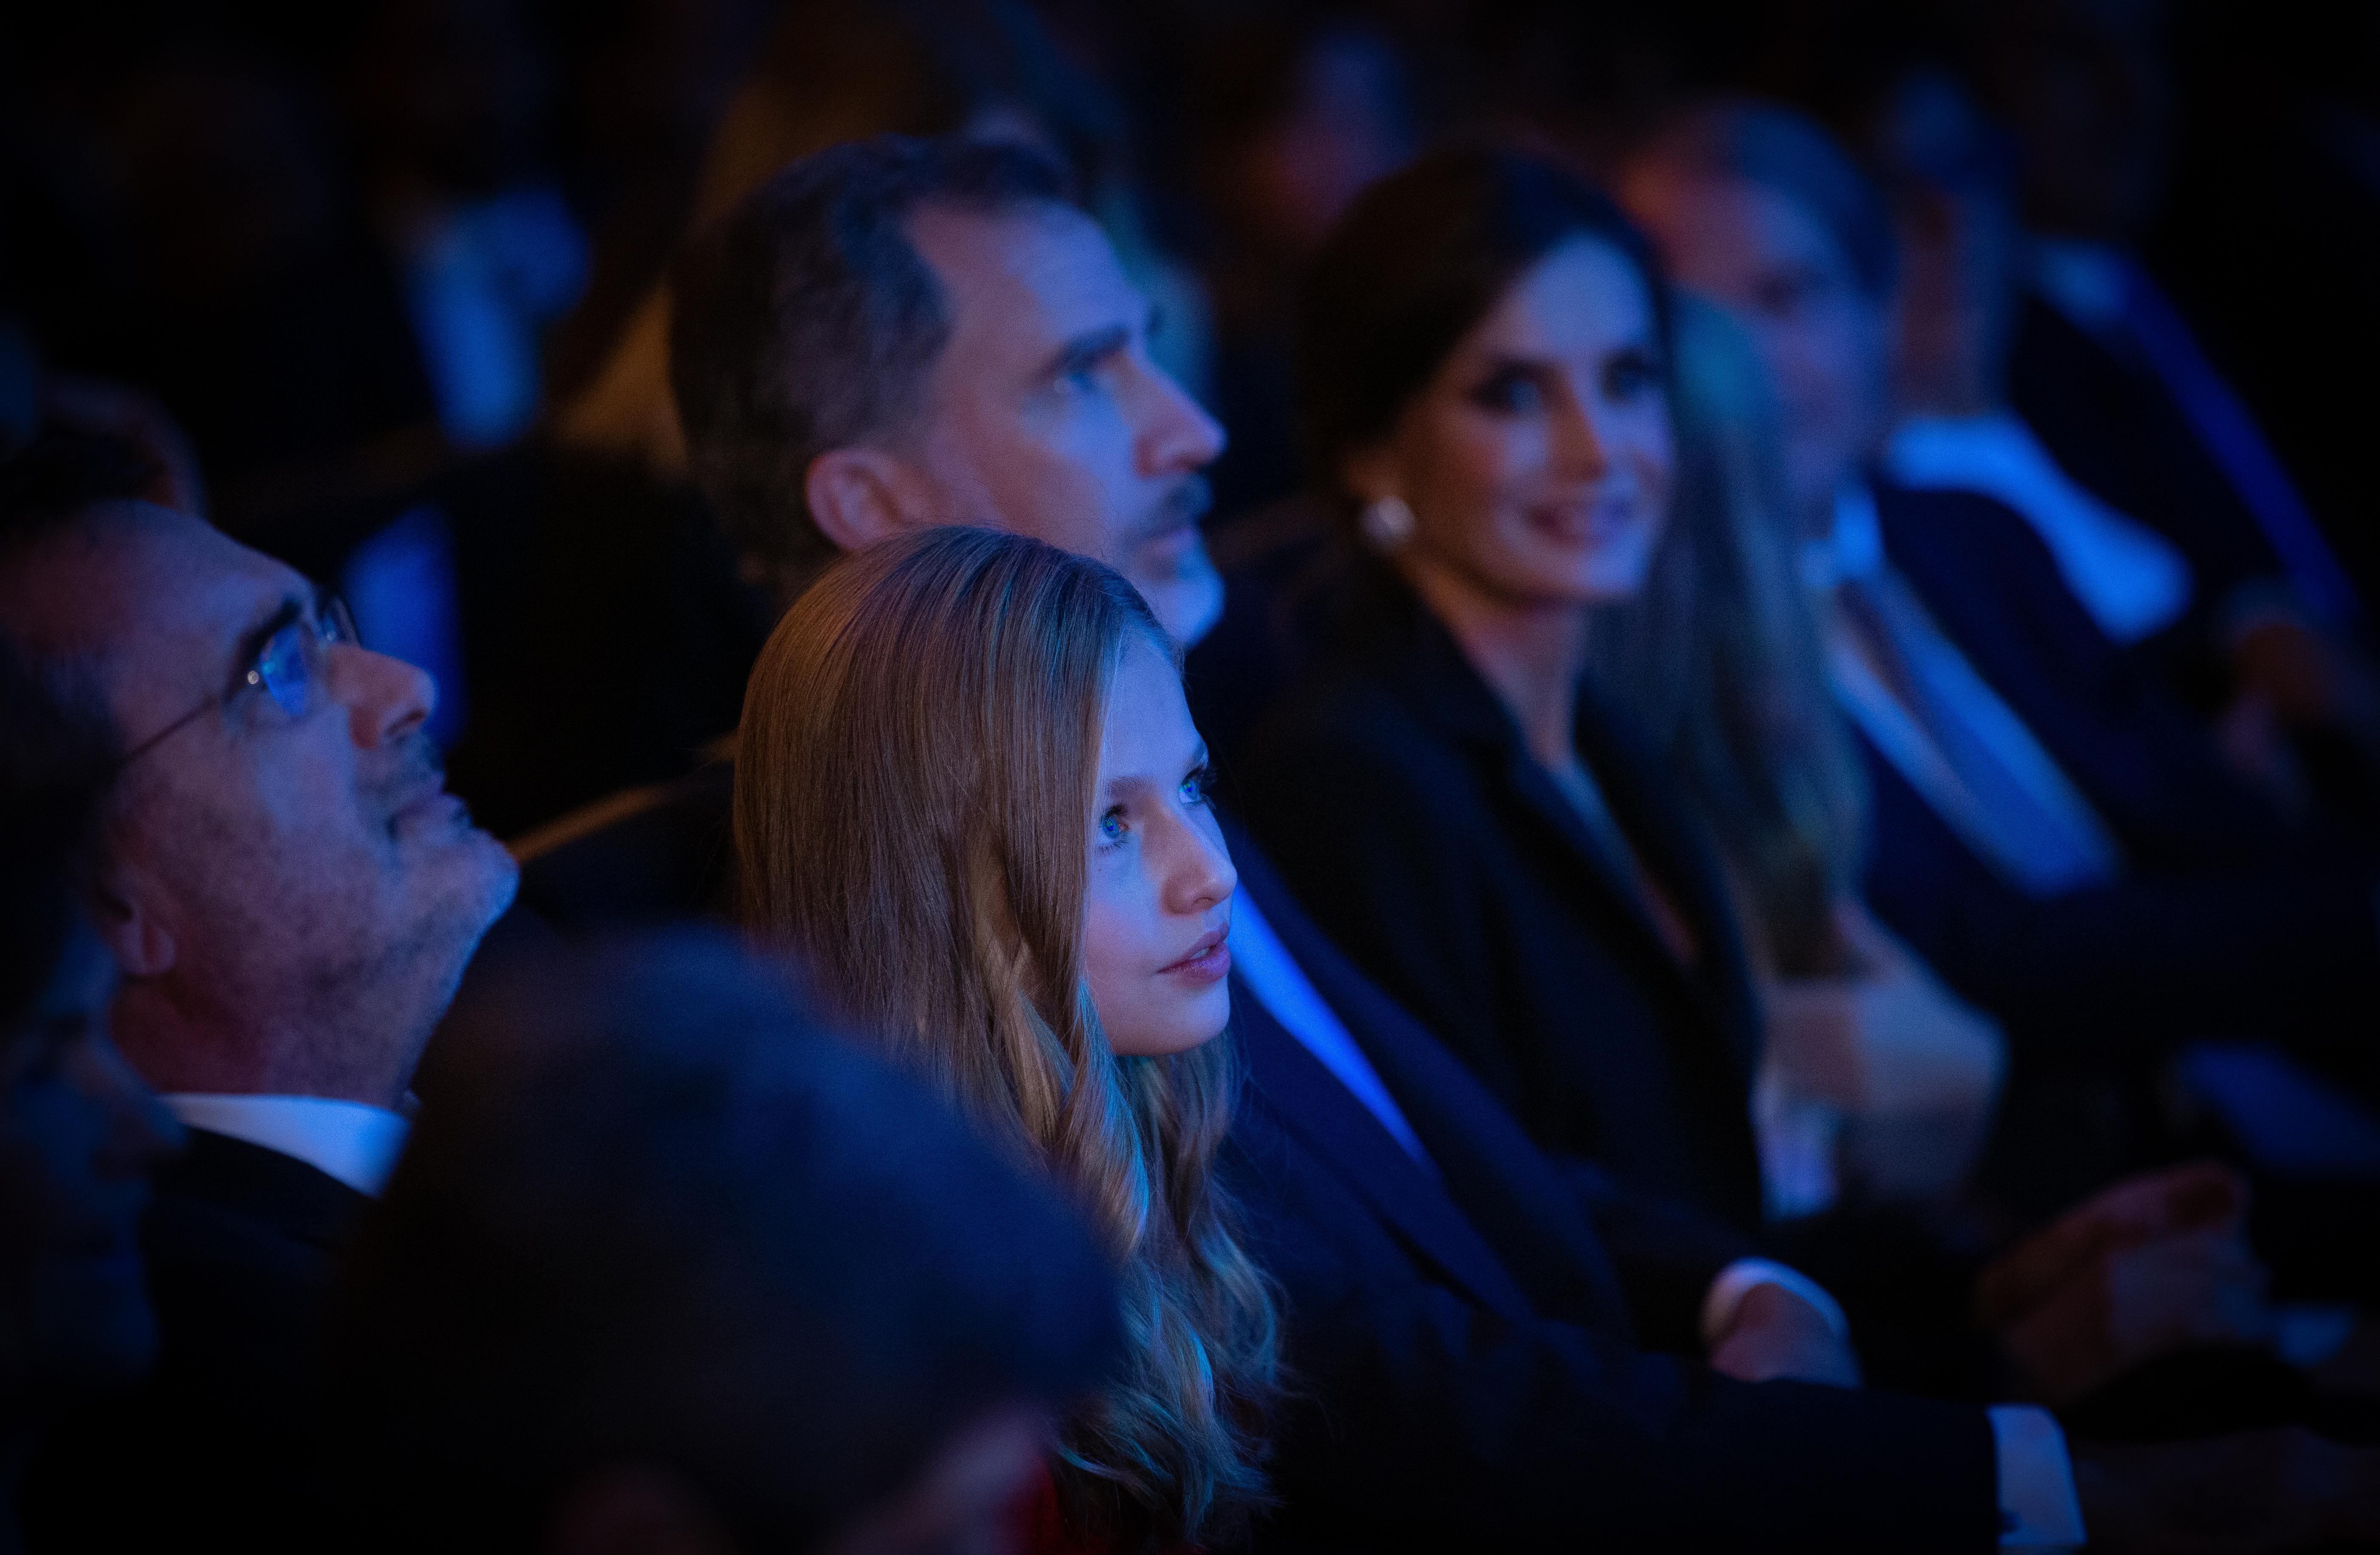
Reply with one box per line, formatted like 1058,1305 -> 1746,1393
734,526 -> 1278,1553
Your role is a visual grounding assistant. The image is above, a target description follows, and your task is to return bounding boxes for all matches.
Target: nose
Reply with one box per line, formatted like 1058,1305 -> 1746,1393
334,643 -> 438,749
1163,813 -> 1238,919
1131,356 -> 1227,478
1551,383 -> 1613,481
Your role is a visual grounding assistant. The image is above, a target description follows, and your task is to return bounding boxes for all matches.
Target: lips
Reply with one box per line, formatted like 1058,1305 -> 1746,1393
1159,925 -> 1232,984
389,778 -> 466,837
1529,497 -> 1639,543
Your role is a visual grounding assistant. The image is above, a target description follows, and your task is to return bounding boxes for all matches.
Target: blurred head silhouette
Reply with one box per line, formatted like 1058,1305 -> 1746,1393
327,929 -> 1121,1555
0,626 -> 181,1442
1621,102 -> 1896,537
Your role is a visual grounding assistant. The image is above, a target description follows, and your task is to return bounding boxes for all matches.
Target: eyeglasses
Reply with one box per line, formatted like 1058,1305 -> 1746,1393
117,596 -> 361,770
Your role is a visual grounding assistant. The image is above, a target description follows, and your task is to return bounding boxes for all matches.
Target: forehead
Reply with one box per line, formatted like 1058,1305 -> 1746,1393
1647,176 -> 1849,293
1096,635 -> 1195,773
1458,238 -> 1657,359
906,203 -> 1141,367
3,505 -> 303,721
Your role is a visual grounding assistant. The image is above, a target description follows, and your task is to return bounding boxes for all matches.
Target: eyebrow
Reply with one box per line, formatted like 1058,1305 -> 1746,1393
223,590 -> 311,698
1042,321 -> 1131,385
1099,741 -> 1212,801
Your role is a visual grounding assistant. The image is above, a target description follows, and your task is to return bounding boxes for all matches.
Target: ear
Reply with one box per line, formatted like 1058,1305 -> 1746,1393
86,856 -> 175,980
545,1467 -> 738,1555
805,446 -> 941,552
1339,440 -> 1402,508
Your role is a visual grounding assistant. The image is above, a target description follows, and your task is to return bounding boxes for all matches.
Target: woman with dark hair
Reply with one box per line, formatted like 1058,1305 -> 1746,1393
1236,146 -> 1772,1226
1234,144 -> 2271,1276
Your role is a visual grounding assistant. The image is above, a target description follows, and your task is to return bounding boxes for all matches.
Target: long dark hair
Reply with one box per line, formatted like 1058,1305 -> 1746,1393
1295,144 -> 1670,504
1585,301 -> 1868,975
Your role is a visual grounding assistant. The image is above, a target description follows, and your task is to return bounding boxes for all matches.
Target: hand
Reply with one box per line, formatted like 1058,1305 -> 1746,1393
1979,1163 -> 2273,1405
2074,1428 -> 2380,1554
1707,1282 -> 1862,1388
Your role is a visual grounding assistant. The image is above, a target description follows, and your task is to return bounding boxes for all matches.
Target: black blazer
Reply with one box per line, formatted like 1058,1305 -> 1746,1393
510,757 -> 738,931
27,1130 -> 368,1553
1222,822 -> 2000,1551
1862,481 -> 2380,1054
1235,563 -> 1767,1230
2006,293 -> 2294,615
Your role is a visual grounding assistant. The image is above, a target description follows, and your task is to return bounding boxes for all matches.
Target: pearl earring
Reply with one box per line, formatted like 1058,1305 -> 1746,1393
1360,494 -> 1417,550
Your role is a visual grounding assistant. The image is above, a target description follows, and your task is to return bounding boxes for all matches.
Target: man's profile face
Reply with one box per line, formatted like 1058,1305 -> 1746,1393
1,507 -> 517,1090
903,202 -> 1229,647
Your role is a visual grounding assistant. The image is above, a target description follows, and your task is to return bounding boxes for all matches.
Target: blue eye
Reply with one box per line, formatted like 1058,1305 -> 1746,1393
1098,808 -> 1128,845
1469,371 -> 1544,415
1180,766 -> 1211,806
251,623 -> 315,718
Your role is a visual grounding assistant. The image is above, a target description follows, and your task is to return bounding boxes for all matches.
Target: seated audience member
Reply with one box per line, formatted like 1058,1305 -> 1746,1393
1590,296 -> 2004,1215
0,431 -> 520,1550
1854,66 -> 2380,824
733,525 -> 2380,1551
1614,103 -> 2380,1107
1979,0 -> 2374,638
327,930 -> 1121,1555
555,130 -> 2369,1541
0,636 -> 181,1549
514,133 -> 1229,928
737,531 -> 1278,1552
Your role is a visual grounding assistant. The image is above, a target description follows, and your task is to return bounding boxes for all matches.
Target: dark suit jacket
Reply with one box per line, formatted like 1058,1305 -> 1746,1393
1222,819 -> 2000,1551
26,1129 -> 368,1552
2007,293 -> 2293,616
1863,480 -> 2380,1056
1235,561 -> 1768,1230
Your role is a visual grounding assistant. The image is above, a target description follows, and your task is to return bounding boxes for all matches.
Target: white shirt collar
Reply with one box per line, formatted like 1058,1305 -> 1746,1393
1799,482 -> 1886,592
161,1094 -> 411,1197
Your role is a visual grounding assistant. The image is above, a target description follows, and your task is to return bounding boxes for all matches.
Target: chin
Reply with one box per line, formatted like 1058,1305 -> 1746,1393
1110,987 -> 1232,1059
1134,554 -> 1225,650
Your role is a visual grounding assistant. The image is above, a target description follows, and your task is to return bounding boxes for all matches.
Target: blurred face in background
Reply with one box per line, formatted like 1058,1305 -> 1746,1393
1871,71 -> 2024,421
1222,27 -> 1417,263
1081,636 -> 1235,1058
903,203 -> 1231,647
0,920 -> 180,1405
1347,236 -> 1674,610
1627,172 -> 1888,534
1986,0 -> 2175,241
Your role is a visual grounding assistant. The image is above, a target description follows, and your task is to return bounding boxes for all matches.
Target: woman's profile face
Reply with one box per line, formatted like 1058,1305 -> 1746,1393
1353,236 -> 1674,606
1081,635 -> 1237,1058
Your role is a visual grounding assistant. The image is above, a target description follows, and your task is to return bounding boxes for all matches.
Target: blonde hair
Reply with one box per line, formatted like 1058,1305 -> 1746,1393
735,527 -> 1277,1549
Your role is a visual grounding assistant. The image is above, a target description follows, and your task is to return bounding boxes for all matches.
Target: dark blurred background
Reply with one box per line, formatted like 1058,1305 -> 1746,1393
5,0 -> 2370,840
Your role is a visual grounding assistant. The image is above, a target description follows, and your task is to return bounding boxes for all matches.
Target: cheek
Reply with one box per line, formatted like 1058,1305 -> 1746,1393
1409,414 -> 1539,536
1078,877 -> 1148,1014
1001,415 -> 1136,555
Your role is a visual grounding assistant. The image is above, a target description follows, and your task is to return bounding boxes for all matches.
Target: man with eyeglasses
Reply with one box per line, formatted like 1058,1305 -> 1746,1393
0,430 -> 517,1551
